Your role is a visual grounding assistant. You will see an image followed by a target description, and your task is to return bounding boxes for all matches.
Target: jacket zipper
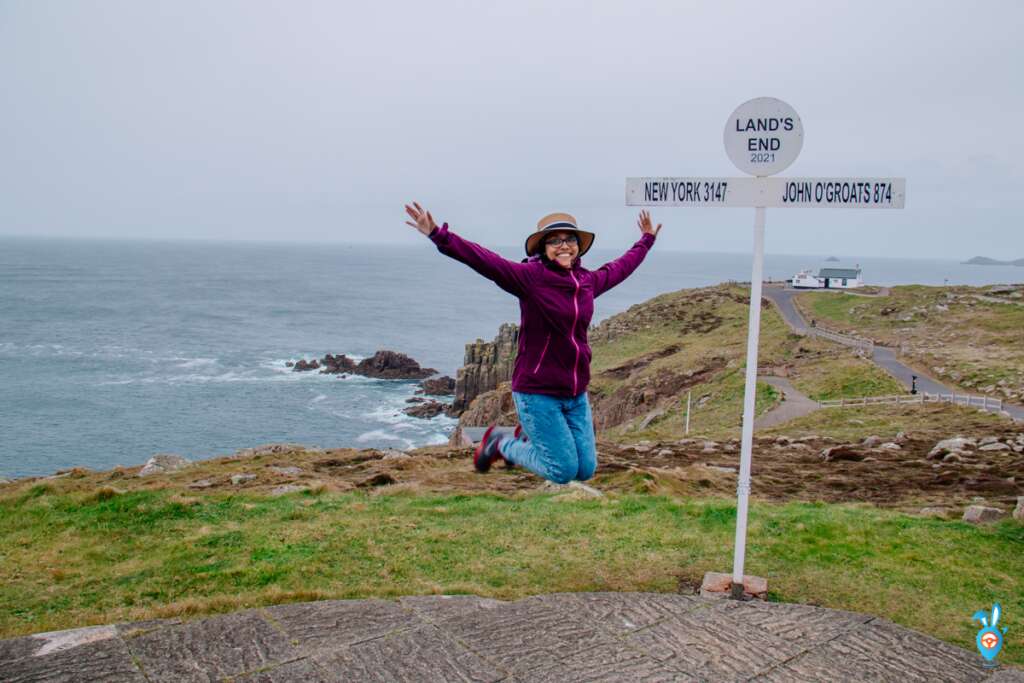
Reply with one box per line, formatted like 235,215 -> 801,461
533,333 -> 551,373
569,271 -> 581,395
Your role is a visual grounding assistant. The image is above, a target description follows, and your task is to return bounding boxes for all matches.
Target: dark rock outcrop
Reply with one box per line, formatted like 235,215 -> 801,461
450,323 -> 519,415
403,401 -> 446,419
355,351 -> 436,380
319,354 -> 358,374
419,376 -> 456,396
291,351 -> 436,380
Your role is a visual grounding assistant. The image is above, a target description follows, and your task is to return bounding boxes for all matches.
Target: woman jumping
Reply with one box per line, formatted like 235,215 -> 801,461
405,203 -> 661,484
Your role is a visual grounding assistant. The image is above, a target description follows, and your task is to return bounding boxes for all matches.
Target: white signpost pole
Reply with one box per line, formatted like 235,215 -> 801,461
626,96 -> 905,600
732,205 -> 765,598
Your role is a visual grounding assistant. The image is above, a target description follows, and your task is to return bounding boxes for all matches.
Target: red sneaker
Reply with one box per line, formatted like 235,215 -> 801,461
474,425 -> 505,473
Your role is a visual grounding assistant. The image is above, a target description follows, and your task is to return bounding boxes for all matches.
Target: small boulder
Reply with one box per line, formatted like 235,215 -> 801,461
231,473 -> 257,485
188,479 -> 215,489
1014,497 -> 1023,521
292,359 -> 320,372
861,435 -> 883,448
138,453 -> 191,477
879,442 -> 902,450
269,465 -> 303,476
381,450 -> 411,461
820,445 -> 865,462
540,480 -> 604,499
928,436 -> 976,459
270,484 -> 308,497
979,442 -> 1010,452
358,472 -> 397,487
962,505 -> 1005,524
918,507 -> 949,518
403,401 -> 445,419
942,453 -> 963,464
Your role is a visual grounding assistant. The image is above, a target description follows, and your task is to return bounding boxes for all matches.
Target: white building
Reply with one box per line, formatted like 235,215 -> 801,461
791,266 -> 863,289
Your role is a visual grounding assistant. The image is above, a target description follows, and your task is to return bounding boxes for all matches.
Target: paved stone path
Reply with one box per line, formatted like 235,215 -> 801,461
754,377 -> 820,429
2,593 -> 1021,682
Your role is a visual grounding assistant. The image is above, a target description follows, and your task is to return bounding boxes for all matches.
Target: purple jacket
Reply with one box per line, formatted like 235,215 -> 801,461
430,223 -> 656,398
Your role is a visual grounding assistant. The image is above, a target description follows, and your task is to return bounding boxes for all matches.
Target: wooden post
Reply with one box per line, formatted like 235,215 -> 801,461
685,390 -> 691,435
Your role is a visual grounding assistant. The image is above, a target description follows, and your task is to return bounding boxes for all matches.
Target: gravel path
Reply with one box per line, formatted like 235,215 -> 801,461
754,376 -> 821,429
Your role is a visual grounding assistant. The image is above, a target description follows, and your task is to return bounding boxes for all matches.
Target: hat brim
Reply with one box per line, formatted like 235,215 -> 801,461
525,228 -> 595,258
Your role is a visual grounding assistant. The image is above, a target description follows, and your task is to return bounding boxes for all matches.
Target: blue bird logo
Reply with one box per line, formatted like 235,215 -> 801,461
972,603 -> 1007,666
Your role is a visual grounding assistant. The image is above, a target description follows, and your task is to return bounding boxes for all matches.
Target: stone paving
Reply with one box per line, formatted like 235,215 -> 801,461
2,592 -> 1022,682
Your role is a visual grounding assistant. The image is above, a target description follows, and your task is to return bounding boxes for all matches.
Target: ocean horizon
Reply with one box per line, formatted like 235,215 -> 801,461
2,235 -> 1020,479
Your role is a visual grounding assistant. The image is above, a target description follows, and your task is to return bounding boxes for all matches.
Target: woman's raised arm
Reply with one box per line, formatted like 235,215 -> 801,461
591,210 -> 661,297
405,202 -> 532,297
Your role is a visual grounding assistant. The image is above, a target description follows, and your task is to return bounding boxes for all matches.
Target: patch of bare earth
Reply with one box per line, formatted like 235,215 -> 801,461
9,423 -> 1021,517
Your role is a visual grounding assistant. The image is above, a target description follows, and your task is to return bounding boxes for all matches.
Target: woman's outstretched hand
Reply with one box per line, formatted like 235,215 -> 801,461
405,202 -> 438,237
637,210 -> 662,237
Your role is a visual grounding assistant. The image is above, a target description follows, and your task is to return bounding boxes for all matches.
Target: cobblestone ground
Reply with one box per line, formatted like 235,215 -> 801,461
2,593 -> 1021,682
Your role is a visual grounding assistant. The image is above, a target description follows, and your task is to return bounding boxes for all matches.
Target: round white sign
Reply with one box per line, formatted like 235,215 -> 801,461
723,97 -> 803,176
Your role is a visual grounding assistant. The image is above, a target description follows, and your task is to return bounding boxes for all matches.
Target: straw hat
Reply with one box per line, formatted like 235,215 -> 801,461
524,212 -> 595,258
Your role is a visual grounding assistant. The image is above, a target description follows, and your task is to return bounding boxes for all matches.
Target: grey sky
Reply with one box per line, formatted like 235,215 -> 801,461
1,0 -> 1021,258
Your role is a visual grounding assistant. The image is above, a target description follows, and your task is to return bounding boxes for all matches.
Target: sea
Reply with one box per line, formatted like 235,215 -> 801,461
1,235 -> 1020,479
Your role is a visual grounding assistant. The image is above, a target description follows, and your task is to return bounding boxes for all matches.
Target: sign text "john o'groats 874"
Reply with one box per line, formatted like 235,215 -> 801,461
625,96 -> 906,600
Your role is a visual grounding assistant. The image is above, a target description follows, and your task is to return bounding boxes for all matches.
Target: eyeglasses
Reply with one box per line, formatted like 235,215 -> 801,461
544,235 -> 578,247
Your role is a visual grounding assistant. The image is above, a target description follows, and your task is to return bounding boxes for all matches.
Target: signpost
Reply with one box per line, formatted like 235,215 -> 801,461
627,97 -> 905,600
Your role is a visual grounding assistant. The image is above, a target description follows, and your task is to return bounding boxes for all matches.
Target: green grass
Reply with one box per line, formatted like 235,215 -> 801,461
760,402 -> 1012,441
2,487 -> 1021,665
789,356 -> 905,401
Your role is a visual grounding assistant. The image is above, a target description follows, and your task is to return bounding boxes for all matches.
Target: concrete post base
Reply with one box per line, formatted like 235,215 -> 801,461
700,571 -> 768,600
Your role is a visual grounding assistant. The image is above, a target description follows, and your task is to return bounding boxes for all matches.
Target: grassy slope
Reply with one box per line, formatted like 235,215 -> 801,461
586,284 -> 907,441
1,486 -> 1021,665
794,286 -> 1024,400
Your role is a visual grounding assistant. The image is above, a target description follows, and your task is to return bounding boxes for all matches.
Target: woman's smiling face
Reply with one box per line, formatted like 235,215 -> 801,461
544,231 -> 579,269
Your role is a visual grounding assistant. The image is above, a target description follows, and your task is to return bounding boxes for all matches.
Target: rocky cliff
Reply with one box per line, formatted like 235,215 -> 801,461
449,323 -> 519,415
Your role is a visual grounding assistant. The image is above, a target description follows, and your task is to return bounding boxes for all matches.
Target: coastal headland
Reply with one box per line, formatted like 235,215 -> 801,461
2,281 -> 1022,670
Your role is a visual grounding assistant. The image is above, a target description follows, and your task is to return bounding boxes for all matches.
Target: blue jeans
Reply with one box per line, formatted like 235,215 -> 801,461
499,391 -> 597,484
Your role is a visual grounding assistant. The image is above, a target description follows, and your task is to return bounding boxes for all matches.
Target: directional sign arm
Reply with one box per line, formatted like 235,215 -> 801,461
626,177 -> 905,209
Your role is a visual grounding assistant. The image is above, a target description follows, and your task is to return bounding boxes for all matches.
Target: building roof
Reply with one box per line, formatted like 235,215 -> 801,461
817,268 -> 861,279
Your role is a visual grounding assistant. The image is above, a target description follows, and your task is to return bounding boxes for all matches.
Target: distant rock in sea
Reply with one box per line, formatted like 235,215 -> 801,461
825,256 -> 840,262
963,256 -> 1024,266
291,350 -> 437,380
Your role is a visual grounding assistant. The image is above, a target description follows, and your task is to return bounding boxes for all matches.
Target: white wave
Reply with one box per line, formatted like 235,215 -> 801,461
310,394 -> 327,404
173,357 -> 218,369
